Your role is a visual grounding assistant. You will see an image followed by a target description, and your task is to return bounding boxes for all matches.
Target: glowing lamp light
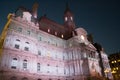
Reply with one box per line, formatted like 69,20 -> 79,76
81,35 -> 84,40
111,70 -> 116,74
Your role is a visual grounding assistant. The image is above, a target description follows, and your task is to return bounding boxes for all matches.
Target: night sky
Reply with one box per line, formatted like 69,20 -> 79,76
0,0 -> 120,55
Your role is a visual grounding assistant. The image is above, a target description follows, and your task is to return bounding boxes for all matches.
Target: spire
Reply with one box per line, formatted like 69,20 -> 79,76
64,2 -> 71,14
32,2 -> 39,18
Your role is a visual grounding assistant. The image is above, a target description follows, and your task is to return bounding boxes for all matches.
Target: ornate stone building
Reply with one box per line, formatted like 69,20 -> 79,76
0,3 -> 112,80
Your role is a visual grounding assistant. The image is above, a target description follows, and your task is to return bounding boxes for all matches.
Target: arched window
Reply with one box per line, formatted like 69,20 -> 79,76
10,76 -> 17,80
16,39 -> 20,42
37,63 -> 40,71
11,58 -> 18,69
23,60 -> 27,70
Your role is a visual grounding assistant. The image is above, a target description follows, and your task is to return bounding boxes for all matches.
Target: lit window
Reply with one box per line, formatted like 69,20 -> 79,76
14,44 -> 19,49
81,35 -> 85,40
61,34 -> 64,38
48,29 -> 50,32
118,60 -> 120,62
70,17 -> 73,21
55,32 -> 57,35
69,43 -> 72,47
37,63 -> 40,71
24,47 -> 29,51
65,17 -> 67,21
23,60 -> 27,70
111,61 -> 114,63
11,58 -> 17,69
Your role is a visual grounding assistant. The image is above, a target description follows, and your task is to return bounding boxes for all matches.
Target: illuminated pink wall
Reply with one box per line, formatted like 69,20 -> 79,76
0,12 -> 103,80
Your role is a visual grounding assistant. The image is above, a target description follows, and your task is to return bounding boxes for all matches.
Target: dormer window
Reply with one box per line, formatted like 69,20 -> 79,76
65,17 -> 68,21
48,29 -> 50,32
55,32 -> 57,35
61,34 -> 64,38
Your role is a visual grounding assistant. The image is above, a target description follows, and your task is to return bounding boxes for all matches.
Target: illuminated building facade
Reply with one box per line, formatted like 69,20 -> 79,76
0,3 -> 112,80
94,43 -> 113,80
109,52 -> 120,80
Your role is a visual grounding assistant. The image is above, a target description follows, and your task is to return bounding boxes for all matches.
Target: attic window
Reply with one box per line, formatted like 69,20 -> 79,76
61,34 -> 64,38
55,32 -> 57,35
48,29 -> 50,32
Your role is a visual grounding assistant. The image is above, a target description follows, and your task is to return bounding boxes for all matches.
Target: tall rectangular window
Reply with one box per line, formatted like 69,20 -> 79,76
37,63 -> 40,71
11,58 -> 17,69
23,60 -> 27,70
39,37 -> 41,41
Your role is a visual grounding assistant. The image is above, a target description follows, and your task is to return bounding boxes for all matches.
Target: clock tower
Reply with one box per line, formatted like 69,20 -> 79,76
64,3 -> 75,32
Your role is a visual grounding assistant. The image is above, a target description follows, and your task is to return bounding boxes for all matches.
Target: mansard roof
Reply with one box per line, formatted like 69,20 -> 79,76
39,16 -> 73,40
15,6 -> 74,40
